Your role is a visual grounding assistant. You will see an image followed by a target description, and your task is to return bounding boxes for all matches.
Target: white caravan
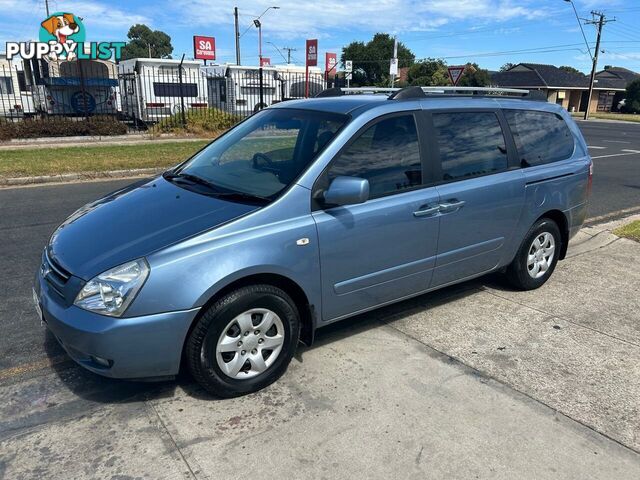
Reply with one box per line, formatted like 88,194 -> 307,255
118,58 -> 207,123
0,54 -> 30,118
29,58 -> 119,116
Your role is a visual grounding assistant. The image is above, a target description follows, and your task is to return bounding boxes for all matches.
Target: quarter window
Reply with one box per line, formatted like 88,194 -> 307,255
328,114 -> 422,199
504,110 -> 574,166
0,77 -> 13,95
433,112 -> 508,181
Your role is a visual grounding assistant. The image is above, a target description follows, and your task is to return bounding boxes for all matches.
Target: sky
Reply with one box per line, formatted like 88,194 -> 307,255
1,0 -> 640,74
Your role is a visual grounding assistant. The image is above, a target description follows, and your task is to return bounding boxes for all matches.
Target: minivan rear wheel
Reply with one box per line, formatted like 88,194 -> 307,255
185,284 -> 300,397
505,218 -> 561,290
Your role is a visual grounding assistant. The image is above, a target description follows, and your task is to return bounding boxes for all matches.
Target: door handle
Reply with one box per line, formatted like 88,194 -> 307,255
439,200 -> 466,213
413,205 -> 440,217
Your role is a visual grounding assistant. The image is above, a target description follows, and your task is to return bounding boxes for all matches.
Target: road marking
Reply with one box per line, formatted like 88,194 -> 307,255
0,355 -> 69,381
603,140 -> 631,144
588,146 -> 606,150
592,150 -> 640,159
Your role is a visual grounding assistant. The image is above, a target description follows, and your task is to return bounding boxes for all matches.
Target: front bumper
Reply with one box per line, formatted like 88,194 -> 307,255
34,270 -> 200,379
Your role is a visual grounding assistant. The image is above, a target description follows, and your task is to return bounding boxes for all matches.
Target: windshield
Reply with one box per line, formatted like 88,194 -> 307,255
172,108 -> 348,199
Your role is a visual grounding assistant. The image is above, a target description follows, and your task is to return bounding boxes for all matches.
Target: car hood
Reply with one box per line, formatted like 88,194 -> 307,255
48,177 -> 260,280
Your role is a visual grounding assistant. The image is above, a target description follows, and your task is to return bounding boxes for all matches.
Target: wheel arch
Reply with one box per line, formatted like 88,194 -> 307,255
536,209 -> 569,260
182,273 -> 316,368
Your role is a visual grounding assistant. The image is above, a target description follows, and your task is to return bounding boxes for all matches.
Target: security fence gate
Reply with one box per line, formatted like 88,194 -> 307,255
0,56 -> 341,134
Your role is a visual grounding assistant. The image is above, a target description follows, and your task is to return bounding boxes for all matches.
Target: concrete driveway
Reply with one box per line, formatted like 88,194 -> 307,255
1,218 -> 639,479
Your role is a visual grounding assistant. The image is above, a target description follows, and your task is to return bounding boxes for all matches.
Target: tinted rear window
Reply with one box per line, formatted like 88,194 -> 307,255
504,110 -> 574,167
432,112 -> 508,181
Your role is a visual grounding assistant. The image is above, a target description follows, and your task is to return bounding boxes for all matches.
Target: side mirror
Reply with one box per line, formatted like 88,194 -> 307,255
323,176 -> 370,207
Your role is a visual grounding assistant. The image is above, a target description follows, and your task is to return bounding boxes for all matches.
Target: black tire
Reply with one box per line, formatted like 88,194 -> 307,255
185,284 -> 300,398
505,218 -> 562,290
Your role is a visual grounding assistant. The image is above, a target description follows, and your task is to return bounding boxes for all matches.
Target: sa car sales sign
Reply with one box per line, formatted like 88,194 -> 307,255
193,35 -> 215,61
306,39 -> 318,66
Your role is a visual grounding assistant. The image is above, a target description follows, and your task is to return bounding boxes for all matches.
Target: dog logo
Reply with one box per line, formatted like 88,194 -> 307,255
39,12 -> 85,60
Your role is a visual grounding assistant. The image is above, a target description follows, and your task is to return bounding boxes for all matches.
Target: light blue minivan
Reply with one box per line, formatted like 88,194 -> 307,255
34,86 -> 592,397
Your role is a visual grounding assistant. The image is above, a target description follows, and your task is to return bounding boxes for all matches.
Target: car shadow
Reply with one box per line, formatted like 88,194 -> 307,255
43,273 -> 510,403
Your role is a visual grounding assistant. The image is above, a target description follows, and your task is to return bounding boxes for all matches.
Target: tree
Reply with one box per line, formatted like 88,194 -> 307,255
500,62 -> 516,72
559,65 -> 584,75
341,33 -> 415,86
407,58 -> 450,86
458,63 -> 491,87
121,24 -> 173,60
624,78 -> 640,113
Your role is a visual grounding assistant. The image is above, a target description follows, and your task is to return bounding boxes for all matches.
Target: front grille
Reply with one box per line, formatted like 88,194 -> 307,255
44,249 -> 71,285
40,248 -> 82,307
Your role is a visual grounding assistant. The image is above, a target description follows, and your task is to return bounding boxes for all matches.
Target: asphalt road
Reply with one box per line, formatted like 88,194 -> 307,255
578,120 -> 640,221
0,119 -> 638,378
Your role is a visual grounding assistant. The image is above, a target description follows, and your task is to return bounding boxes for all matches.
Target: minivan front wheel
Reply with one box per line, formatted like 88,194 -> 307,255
185,285 -> 300,397
505,218 -> 561,290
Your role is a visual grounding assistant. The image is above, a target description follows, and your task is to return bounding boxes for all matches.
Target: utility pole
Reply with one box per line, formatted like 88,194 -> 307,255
584,11 -> 614,120
45,0 -> 50,16
282,47 -> 297,64
389,36 -> 398,87
234,7 -> 241,65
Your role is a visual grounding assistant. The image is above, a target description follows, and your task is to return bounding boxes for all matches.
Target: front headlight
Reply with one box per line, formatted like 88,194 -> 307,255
74,259 -> 149,317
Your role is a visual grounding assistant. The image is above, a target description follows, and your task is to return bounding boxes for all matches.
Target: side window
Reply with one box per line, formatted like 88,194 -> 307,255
328,114 -> 422,199
432,112 -> 508,181
504,110 -> 575,166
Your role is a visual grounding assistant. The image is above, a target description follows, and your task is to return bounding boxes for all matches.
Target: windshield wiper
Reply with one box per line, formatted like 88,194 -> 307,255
163,171 -> 272,204
163,171 -> 219,190
210,191 -> 272,204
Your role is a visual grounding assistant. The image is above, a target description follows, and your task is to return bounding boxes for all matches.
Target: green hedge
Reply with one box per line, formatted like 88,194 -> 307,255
0,116 -> 128,141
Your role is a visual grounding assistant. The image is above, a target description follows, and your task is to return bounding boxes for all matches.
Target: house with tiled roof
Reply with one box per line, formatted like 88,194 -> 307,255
491,63 -> 638,113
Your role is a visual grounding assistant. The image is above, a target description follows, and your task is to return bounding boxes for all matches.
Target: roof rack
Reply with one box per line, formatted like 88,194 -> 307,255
316,85 -> 540,100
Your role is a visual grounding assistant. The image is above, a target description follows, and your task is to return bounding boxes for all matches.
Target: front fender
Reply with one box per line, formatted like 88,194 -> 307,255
124,186 -> 322,320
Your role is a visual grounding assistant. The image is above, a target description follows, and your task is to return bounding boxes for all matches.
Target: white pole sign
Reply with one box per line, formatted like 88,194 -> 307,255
389,58 -> 398,76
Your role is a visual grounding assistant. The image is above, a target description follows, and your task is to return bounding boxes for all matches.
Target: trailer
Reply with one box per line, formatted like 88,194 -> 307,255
118,58 -> 208,123
200,64 -> 285,115
0,54 -> 30,118
29,58 -> 119,117
275,64 -> 325,99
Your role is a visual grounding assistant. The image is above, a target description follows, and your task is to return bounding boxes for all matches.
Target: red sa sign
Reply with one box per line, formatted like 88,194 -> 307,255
306,39 -> 318,67
193,36 -> 216,61
325,52 -> 337,73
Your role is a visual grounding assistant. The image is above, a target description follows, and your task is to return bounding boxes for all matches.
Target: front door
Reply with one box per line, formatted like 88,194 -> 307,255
428,110 -> 525,287
312,113 -> 440,321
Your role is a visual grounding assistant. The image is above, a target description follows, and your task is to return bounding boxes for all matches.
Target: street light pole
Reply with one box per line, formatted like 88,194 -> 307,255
234,7 -> 241,65
563,0 -> 593,60
254,19 -> 262,64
